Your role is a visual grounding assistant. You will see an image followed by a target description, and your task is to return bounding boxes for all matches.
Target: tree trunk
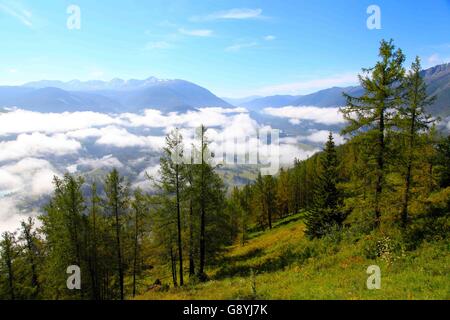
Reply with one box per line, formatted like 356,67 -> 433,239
402,107 -> 417,228
199,129 -> 206,277
189,199 -> 195,277
374,106 -> 385,228
5,248 -> 14,300
170,246 -> 178,287
113,183 -> 124,300
175,165 -> 184,286
132,205 -> 139,297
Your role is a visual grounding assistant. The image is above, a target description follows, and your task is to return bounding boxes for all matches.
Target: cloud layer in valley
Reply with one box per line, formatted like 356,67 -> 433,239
0,106 -> 342,233
263,106 -> 345,125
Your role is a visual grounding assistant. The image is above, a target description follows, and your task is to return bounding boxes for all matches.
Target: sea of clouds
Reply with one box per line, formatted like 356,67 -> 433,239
0,105 -> 347,233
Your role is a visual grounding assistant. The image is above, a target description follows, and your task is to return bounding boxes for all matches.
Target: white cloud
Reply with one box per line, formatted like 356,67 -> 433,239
0,1 -> 33,28
132,164 -> 161,191
0,109 -> 119,136
264,106 -> 345,125
226,41 -> 258,52
0,132 -> 81,161
94,126 -> 145,147
191,8 -> 263,21
68,155 -> 123,173
179,28 -> 213,37
299,130 -> 345,145
0,158 -> 59,197
264,35 -> 276,41
278,144 -> 319,165
123,107 -> 247,129
89,126 -> 165,150
425,53 -> 450,68
145,41 -> 172,50
0,159 -> 53,233
0,198 -> 27,234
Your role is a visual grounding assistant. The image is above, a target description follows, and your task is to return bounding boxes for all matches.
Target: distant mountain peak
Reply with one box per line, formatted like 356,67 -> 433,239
4,76 -> 232,113
23,76 -> 174,91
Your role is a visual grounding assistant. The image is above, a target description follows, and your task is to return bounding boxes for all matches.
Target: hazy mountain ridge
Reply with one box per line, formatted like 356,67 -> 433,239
1,78 -> 231,113
238,63 -> 450,116
0,63 -> 448,115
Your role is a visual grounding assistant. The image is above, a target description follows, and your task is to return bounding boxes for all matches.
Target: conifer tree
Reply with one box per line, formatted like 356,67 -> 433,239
398,56 -> 435,227
159,129 -> 186,286
0,232 -> 16,300
436,135 -> 450,188
104,168 -> 129,300
192,125 -> 226,280
19,217 -> 40,298
306,133 -> 343,238
131,188 -> 147,297
341,39 -> 405,228
87,183 -> 101,300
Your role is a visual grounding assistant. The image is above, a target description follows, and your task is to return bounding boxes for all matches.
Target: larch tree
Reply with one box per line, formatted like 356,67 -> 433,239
306,132 -> 343,238
131,188 -> 147,297
0,232 -> 16,300
398,56 -> 435,228
341,39 -> 405,228
19,217 -> 40,298
104,168 -> 129,300
159,129 -> 186,286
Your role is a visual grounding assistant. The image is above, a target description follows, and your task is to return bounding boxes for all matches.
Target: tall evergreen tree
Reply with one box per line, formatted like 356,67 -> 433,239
19,218 -> 40,298
0,232 -> 16,300
192,125 -> 226,280
436,135 -> 450,188
104,168 -> 129,300
131,188 -> 147,297
159,129 -> 186,286
306,132 -> 343,238
341,39 -> 405,228
398,56 -> 435,227
87,183 -> 101,300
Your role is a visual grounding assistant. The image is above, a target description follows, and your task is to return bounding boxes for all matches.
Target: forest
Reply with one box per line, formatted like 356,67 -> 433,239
0,39 -> 449,300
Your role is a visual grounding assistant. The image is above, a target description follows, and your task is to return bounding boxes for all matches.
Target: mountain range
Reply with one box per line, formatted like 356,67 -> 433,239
0,63 -> 449,116
0,78 -> 231,113
231,63 -> 450,117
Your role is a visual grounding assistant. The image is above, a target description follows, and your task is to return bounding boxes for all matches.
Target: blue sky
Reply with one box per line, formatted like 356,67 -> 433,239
0,0 -> 449,97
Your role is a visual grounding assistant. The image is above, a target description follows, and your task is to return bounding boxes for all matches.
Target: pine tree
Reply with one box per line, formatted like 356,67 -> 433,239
276,168 -> 290,218
104,168 -> 129,300
255,173 -> 276,229
306,133 -> 343,238
0,232 -> 16,300
159,129 -> 186,286
192,125 -> 226,280
131,188 -> 147,297
398,56 -> 435,228
19,217 -> 40,298
341,39 -> 405,228
87,182 -> 101,300
436,135 -> 450,188
40,174 -> 87,299
184,158 -> 197,277
198,125 -> 208,278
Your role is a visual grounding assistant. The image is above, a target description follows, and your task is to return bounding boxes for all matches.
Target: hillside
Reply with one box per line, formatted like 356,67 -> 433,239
137,212 -> 449,300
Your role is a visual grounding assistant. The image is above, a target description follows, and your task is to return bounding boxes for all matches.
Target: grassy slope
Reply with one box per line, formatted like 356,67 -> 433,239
137,213 -> 450,300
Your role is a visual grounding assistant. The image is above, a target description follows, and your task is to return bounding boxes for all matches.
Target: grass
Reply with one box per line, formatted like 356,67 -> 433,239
136,212 -> 450,300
